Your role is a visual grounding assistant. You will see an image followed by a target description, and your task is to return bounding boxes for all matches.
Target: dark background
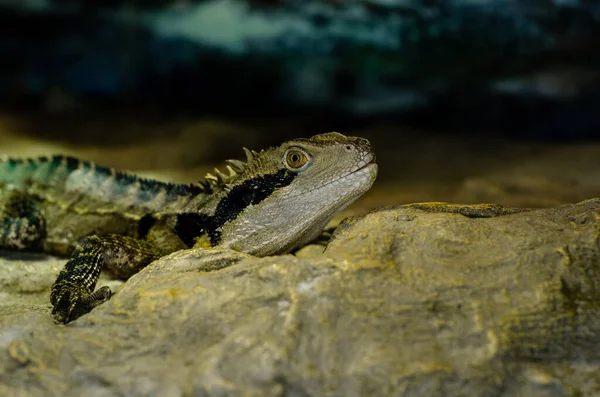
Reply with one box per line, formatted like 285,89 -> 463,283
1,0 -> 599,208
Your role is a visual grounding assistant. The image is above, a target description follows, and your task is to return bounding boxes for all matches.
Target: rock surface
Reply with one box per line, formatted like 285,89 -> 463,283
1,199 -> 600,396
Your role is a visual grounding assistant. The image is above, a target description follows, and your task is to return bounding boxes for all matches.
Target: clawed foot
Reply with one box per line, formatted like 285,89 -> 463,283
50,281 -> 111,324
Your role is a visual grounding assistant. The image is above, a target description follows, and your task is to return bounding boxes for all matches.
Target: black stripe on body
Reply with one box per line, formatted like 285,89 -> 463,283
64,156 -> 80,171
7,158 -> 22,167
174,168 -> 296,247
137,213 -> 157,239
173,213 -> 213,247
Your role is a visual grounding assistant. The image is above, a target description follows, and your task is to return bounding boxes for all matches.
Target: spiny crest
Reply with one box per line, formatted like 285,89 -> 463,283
203,147 -> 260,192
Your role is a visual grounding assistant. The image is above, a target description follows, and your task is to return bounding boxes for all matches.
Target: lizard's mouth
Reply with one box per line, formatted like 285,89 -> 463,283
352,154 -> 377,173
361,157 -> 376,169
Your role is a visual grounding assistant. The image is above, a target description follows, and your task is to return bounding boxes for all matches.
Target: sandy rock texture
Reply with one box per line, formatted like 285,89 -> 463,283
1,199 -> 599,397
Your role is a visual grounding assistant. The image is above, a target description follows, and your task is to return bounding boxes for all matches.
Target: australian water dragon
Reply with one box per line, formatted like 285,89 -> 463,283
0,132 -> 377,323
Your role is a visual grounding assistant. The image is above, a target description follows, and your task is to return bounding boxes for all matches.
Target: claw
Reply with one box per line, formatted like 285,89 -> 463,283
66,291 -> 83,323
50,280 -> 112,324
66,303 -> 78,324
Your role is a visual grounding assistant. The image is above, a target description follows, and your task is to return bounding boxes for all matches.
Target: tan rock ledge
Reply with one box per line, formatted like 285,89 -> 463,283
1,198 -> 599,397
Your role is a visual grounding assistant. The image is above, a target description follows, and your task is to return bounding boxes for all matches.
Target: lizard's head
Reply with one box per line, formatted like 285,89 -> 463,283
247,131 -> 377,200
180,132 -> 377,256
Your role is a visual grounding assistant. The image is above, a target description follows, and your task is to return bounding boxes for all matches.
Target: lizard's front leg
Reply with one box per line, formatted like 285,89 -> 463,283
50,234 -> 164,324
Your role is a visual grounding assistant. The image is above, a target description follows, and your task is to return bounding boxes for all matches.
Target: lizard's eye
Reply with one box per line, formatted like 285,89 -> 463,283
284,148 -> 311,171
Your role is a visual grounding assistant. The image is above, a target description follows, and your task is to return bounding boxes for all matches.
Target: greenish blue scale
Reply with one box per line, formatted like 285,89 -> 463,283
0,158 -> 35,188
47,156 -> 82,187
0,156 -> 84,191
31,157 -> 63,185
1,155 -> 203,209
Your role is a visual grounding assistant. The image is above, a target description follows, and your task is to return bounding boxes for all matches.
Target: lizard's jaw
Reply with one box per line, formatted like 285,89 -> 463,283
219,161 -> 377,256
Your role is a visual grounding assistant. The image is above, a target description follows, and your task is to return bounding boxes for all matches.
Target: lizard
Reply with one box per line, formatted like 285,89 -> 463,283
0,132 -> 378,324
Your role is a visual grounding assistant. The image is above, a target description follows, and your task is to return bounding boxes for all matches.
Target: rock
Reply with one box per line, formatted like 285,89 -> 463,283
1,199 -> 600,396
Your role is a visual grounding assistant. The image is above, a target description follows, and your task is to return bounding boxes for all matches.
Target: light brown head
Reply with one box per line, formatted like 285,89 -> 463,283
180,132 -> 378,256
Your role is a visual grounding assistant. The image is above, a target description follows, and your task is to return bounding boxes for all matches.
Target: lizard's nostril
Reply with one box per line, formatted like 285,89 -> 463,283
354,137 -> 370,150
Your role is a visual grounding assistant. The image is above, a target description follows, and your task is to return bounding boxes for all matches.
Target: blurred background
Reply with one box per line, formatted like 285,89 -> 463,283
1,0 -> 599,211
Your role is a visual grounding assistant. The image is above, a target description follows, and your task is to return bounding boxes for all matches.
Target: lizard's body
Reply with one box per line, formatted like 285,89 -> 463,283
0,132 -> 377,323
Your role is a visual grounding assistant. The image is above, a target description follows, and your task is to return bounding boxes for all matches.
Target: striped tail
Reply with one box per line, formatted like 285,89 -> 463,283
0,155 -> 206,207
0,155 -> 76,189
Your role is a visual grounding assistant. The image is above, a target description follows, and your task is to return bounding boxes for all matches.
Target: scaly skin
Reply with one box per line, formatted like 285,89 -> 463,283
0,132 -> 378,323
